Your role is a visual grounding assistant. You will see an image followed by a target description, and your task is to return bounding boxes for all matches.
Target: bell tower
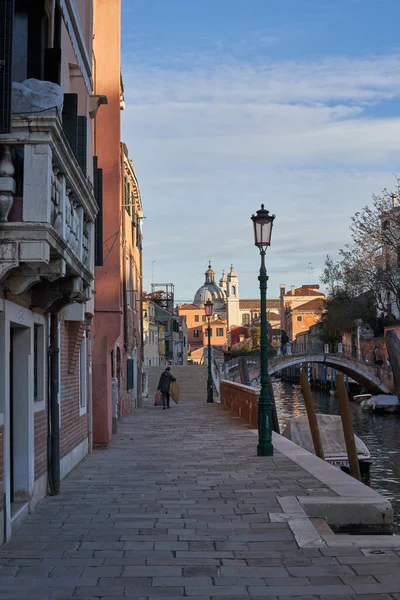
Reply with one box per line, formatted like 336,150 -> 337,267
226,265 -> 240,328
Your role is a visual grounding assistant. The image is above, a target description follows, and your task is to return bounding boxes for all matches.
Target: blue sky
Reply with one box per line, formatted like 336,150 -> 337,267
121,0 -> 400,302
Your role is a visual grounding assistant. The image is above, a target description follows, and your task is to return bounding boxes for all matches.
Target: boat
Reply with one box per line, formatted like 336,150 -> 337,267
352,393 -> 372,404
282,414 -> 372,476
360,394 -> 399,414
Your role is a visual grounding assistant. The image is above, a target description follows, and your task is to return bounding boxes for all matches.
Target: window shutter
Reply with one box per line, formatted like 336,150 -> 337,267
0,0 -> 14,134
93,156 -> 103,266
62,93 -> 78,155
77,115 -> 87,173
124,177 -> 130,215
44,47 -> 61,84
27,1 -> 45,80
127,358 -> 134,390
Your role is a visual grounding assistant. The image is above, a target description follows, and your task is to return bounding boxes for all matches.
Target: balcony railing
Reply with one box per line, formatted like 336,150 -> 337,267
0,115 -> 97,299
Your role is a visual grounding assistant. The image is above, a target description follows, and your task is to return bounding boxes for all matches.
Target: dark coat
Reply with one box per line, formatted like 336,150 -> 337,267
157,370 -> 176,393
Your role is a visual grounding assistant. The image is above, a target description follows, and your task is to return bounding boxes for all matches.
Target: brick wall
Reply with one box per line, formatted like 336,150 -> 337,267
0,423 -> 3,515
220,381 -> 259,428
34,411 -> 47,480
59,315 -> 88,460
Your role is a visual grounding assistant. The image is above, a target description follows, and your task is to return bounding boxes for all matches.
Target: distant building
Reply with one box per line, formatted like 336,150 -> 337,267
280,284 -> 326,341
143,296 -> 162,366
177,263 -> 280,352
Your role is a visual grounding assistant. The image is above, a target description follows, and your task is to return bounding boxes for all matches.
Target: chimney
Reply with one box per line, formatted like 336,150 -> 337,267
291,285 -> 295,295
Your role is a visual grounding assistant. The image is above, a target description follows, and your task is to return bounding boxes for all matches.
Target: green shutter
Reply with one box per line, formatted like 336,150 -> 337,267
0,0 -> 14,134
127,358 -> 134,390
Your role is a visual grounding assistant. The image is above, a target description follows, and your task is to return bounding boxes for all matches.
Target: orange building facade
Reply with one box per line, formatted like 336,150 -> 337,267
177,304 -> 228,352
280,284 -> 325,341
91,1 -> 143,445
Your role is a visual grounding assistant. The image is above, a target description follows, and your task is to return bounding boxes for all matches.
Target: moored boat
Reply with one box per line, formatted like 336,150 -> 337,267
352,393 -> 372,404
282,414 -> 372,476
360,394 -> 399,414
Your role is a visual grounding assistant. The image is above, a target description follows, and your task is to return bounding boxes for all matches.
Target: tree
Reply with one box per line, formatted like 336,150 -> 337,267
321,180 -> 400,320
250,325 -> 260,348
319,290 -> 378,344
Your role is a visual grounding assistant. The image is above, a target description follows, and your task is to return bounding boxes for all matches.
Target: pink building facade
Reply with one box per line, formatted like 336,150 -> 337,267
0,0 -> 108,543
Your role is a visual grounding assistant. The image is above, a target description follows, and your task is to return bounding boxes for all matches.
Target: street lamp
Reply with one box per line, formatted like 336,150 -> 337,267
251,204 -> 275,456
204,298 -> 214,403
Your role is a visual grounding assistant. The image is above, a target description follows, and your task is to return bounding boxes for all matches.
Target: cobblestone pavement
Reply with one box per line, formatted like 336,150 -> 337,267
1,397 -> 400,599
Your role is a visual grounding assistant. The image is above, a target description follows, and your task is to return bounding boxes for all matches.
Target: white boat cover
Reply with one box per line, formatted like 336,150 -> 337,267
368,394 -> 399,407
282,414 -> 370,460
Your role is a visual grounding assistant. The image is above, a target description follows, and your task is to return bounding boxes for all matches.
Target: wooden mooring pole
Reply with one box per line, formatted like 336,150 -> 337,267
336,373 -> 361,481
300,372 -> 325,460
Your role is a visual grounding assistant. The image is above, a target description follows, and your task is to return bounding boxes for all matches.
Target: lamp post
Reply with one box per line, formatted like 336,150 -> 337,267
204,299 -> 214,403
251,204 -> 275,456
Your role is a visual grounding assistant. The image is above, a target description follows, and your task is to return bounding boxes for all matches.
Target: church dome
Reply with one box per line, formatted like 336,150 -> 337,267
194,263 -> 226,308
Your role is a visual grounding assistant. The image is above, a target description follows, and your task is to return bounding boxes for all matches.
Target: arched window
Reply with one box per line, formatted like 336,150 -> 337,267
231,285 -> 236,296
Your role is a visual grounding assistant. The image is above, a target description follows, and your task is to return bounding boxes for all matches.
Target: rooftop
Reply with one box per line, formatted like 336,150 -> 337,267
291,298 -> 325,312
239,298 -> 280,310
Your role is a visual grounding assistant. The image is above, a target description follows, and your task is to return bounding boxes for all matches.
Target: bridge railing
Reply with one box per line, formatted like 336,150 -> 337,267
278,342 -> 390,370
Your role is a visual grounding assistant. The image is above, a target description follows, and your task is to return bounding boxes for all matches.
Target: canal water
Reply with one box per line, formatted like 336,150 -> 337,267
273,380 -> 400,531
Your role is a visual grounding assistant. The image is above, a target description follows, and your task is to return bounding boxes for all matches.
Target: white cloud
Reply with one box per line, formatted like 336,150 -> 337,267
121,53 -> 400,299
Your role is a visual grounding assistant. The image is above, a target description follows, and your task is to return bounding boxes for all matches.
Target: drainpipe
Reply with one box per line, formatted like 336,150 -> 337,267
48,313 -> 60,495
112,344 -> 118,434
86,321 -> 93,454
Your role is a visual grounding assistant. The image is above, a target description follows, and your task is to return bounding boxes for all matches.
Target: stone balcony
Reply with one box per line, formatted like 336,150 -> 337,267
0,115 -> 98,310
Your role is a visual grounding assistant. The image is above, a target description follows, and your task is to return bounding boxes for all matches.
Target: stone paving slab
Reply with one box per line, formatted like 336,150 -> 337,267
1,395 -> 400,598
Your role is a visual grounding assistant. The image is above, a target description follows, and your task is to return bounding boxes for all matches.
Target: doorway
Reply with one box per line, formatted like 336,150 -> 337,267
9,324 -> 30,509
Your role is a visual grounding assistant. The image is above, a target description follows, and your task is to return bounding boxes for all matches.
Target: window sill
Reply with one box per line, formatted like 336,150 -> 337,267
79,404 -> 87,417
34,400 -> 46,413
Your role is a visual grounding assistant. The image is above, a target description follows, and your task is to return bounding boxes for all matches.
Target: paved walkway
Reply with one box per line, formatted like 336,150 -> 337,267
1,397 -> 400,599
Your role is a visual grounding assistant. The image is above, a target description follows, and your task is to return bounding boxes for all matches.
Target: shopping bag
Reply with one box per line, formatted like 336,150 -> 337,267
169,381 -> 180,404
154,391 -> 163,406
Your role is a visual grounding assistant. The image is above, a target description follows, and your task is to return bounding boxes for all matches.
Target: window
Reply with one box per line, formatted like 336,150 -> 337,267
184,337 -> 186,347
231,285 -> 236,295
205,328 -> 213,337
194,315 -> 199,322
242,314 -> 250,326
126,255 -> 131,308
33,324 -> 44,402
79,333 -> 87,412
216,328 -> 224,337
202,315 -> 206,322
125,177 -> 131,215
193,330 -> 200,338
297,316 -> 303,322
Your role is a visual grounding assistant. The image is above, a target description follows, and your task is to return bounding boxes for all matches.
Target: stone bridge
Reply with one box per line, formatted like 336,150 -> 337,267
268,352 -> 393,394
228,351 -> 394,395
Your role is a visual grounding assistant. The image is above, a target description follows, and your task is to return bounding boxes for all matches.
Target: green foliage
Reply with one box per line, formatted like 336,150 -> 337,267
250,326 -> 260,348
320,291 -> 377,344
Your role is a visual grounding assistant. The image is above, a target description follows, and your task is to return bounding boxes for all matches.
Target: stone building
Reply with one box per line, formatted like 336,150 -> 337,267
0,0 -> 106,543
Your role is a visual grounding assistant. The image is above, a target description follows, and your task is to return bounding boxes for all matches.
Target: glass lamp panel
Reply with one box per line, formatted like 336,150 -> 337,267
253,217 -> 273,247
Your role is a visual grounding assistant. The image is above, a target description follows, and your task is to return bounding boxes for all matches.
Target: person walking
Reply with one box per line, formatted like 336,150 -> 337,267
281,330 -> 289,356
373,345 -> 383,367
157,366 -> 176,410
